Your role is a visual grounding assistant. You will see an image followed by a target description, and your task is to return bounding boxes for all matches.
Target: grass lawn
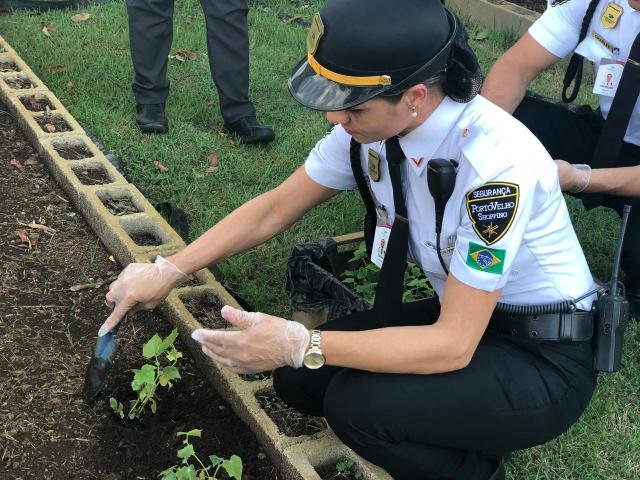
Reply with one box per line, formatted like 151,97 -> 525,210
0,1 -> 637,478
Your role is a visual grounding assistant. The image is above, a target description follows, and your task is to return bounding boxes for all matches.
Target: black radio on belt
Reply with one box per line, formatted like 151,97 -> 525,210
594,205 -> 632,373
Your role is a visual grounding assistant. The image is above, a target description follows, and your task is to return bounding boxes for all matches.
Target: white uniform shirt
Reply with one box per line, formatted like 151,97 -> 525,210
529,0 -> 640,146
305,95 -> 595,310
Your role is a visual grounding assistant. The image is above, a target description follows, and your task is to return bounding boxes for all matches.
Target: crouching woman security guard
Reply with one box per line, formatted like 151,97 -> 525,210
101,1 -> 598,478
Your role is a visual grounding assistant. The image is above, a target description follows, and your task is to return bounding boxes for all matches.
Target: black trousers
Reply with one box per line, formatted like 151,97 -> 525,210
126,0 -> 255,123
514,94 -> 640,288
273,298 -> 596,480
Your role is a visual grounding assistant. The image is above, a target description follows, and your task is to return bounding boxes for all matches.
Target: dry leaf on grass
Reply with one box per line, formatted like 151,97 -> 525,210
46,64 -> 67,74
206,152 -> 219,173
70,12 -> 91,22
10,159 -> 23,171
40,22 -> 55,37
16,230 -> 39,248
155,161 -> 169,173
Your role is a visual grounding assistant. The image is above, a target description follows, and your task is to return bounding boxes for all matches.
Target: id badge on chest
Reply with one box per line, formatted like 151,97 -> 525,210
593,58 -> 625,97
371,225 -> 391,268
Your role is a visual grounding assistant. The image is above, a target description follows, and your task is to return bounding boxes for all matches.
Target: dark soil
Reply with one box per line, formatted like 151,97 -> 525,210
255,390 -> 327,438
0,60 -> 17,72
129,231 -> 163,247
316,463 -> 362,480
0,103 -> 278,479
182,294 -> 231,329
508,0 -> 546,13
73,166 -> 112,185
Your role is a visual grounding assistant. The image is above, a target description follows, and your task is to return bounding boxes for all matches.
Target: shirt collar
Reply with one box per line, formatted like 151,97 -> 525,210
398,96 -> 467,176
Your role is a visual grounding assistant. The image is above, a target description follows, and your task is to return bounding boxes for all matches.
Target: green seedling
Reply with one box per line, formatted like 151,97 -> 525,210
333,458 -> 363,480
110,328 -> 183,420
341,242 -> 434,304
159,429 -> 243,480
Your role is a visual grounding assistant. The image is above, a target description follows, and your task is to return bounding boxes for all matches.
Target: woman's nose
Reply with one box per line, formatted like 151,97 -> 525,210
326,110 -> 349,125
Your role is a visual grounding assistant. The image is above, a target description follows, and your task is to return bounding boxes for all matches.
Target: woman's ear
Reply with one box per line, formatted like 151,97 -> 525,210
404,84 -> 429,106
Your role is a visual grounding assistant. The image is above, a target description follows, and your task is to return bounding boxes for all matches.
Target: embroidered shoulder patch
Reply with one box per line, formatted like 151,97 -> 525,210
466,242 -> 505,275
466,182 -> 519,245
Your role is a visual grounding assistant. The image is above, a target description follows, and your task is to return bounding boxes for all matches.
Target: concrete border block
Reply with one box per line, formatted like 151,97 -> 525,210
447,0 -> 540,36
282,434 -> 394,480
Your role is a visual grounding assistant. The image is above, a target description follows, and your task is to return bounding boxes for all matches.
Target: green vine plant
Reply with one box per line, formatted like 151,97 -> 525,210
159,429 -> 243,480
341,242 -> 434,304
110,329 -> 183,420
328,458 -> 363,480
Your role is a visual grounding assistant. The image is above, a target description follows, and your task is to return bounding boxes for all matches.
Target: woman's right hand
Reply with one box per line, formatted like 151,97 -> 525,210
99,256 -> 191,336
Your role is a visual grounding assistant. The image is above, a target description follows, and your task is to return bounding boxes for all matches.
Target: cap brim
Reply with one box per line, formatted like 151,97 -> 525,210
288,59 -> 386,111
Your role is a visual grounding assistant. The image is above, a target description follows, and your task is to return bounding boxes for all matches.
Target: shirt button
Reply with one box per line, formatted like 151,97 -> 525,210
461,128 -> 470,138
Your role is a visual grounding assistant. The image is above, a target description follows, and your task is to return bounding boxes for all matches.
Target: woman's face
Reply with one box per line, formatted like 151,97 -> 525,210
325,97 -> 416,144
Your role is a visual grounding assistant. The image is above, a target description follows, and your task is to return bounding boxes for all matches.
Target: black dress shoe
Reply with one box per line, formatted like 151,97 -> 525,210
135,103 -> 168,134
224,116 -> 275,145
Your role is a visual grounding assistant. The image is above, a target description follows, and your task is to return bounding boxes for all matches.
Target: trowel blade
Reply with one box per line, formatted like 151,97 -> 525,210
83,325 -> 119,401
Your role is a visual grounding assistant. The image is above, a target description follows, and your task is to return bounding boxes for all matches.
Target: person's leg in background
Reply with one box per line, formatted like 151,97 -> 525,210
200,0 -> 274,145
126,0 -> 173,133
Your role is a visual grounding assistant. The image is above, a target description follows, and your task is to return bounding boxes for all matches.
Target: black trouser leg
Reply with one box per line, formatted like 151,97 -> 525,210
514,94 -> 640,288
200,0 -> 255,124
273,298 -> 596,480
126,0 -> 173,104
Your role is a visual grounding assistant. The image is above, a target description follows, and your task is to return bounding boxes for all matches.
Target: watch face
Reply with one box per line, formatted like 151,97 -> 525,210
304,351 -> 325,369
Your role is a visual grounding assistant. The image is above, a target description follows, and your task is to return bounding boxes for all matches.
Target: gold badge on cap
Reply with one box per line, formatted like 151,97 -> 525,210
368,148 -> 381,182
307,13 -> 324,54
601,3 -> 623,29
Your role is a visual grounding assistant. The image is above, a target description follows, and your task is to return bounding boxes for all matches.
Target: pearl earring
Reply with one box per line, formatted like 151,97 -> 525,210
410,105 -> 417,118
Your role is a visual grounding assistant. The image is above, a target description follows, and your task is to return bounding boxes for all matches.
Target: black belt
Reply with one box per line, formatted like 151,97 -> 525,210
489,310 -> 594,342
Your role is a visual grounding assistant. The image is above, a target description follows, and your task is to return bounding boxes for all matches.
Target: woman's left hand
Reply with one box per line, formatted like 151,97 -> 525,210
190,306 -> 310,373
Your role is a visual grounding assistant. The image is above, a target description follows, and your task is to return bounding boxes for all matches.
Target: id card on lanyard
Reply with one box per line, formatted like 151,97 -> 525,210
593,58 -> 625,97
371,225 -> 391,268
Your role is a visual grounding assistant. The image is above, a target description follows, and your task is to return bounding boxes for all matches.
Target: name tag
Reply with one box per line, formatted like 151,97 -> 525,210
371,225 -> 391,268
593,58 -> 625,97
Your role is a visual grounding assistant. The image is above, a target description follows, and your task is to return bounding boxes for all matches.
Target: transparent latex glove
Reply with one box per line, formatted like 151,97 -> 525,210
190,305 -> 310,373
555,160 -> 591,193
99,256 -> 190,336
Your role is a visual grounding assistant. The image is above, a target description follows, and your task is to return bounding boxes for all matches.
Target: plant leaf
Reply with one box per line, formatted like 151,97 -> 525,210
208,454 -> 223,466
474,29 -> 491,41
177,444 -> 195,460
222,455 -> 243,480
162,328 -> 179,349
143,333 -> 164,358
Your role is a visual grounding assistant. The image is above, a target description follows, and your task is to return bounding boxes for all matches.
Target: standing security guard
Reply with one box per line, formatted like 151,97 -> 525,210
101,1 -> 599,478
126,0 -> 274,145
483,0 -> 640,312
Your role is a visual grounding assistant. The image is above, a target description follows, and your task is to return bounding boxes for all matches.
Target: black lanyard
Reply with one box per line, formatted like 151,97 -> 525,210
350,137 -> 409,316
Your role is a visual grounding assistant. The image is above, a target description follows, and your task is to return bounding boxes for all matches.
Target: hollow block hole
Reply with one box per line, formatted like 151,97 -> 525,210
4,75 -> 34,89
100,195 -> 140,216
182,292 -> 229,329
20,94 -> 54,112
36,113 -> 71,133
316,460 -> 364,480
255,390 -> 327,437
52,140 -> 92,160
239,372 -> 271,382
129,231 -> 163,247
72,166 -> 112,186
0,60 -> 18,72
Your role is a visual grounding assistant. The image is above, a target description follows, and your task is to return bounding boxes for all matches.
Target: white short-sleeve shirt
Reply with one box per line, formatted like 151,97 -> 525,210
529,0 -> 640,146
305,95 -> 595,310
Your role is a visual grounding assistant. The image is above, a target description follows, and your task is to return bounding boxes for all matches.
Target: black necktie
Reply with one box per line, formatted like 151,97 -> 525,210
592,33 -> 640,166
373,136 -> 409,311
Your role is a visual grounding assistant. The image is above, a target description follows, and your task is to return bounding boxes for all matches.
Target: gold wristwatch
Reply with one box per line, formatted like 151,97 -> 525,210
303,329 -> 325,369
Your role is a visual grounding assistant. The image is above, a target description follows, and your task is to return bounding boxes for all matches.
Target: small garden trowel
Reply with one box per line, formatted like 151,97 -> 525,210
83,324 -> 120,401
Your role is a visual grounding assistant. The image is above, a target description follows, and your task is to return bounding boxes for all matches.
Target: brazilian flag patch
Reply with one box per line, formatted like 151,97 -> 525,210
466,242 -> 505,275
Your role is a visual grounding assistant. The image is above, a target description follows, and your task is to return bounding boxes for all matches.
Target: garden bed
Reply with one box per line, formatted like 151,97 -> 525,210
0,102 -> 277,479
